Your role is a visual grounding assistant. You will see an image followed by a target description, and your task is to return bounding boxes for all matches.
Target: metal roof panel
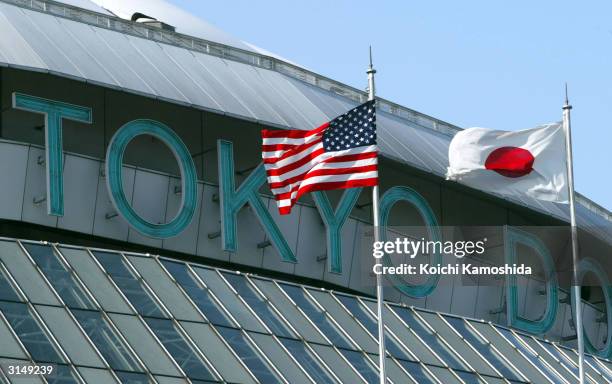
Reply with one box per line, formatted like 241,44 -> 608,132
0,0 -> 608,234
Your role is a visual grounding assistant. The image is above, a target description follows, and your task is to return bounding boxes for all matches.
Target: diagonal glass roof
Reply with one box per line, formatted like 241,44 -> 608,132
0,238 -> 610,383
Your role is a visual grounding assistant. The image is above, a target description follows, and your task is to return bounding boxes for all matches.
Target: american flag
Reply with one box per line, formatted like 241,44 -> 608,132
262,100 -> 378,215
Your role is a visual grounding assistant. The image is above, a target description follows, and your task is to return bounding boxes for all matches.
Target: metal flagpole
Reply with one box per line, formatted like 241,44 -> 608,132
368,46 -> 387,384
562,84 -> 585,384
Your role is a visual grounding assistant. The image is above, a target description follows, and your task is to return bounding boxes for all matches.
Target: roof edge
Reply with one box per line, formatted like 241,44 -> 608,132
1,0 -> 610,223
1,0 -> 461,138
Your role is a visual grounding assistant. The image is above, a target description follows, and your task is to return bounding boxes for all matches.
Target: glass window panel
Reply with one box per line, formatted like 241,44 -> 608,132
466,320 -> 549,383
396,360 -> 436,384
335,295 -> 409,360
418,310 -> 503,376
44,364 -> 79,384
444,316 -> 523,381
180,322 -> 256,384
360,300 -> 441,366
384,357 -> 417,384
575,351 -> 609,381
23,244 -> 95,310
454,370 -> 487,384
309,290 -> 377,353
222,273 -> 294,337
34,306 -> 104,368
600,359 -> 612,376
193,267 -> 265,332
391,307 -> 470,372
482,377 -> 507,384
144,318 -> 216,382
154,377 -> 188,384
553,345 -> 602,384
427,366 -> 462,384
496,328 -> 567,384
216,326 -> 282,384
161,260 -> 233,327
279,284 -> 352,349
454,370 -> 486,384
0,268 -> 20,302
310,344 -> 365,384
128,256 -> 202,322
190,381 -> 222,384
59,248 -> 132,314
251,279 -> 327,344
114,371 -> 149,384
519,335 -> 577,381
77,367 -> 119,384
280,338 -> 335,384
0,241 -> 59,305
0,302 -> 63,363
72,309 -> 142,372
336,296 -> 377,335
108,313 -> 181,377
248,332 -> 311,383
0,311 -> 28,359
93,251 -> 166,318
586,355 -> 612,382
339,349 -> 378,384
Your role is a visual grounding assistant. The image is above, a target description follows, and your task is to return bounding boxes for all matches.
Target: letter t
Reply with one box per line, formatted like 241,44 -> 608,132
12,93 -> 92,216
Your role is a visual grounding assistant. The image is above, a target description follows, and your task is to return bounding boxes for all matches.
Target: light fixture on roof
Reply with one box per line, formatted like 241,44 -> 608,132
131,12 -> 175,32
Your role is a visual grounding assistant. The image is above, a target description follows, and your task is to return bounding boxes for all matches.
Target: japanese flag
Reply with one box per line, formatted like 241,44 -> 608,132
446,122 -> 568,203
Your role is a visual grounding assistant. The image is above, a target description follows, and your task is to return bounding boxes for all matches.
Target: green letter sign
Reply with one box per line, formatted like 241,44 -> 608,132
217,140 -> 296,263
106,119 -> 198,238
573,258 -> 612,358
12,93 -> 92,216
312,189 -> 361,274
504,226 -> 558,335
379,186 -> 442,297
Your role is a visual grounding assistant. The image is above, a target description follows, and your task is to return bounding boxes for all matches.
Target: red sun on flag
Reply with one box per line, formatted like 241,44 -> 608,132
484,146 -> 534,178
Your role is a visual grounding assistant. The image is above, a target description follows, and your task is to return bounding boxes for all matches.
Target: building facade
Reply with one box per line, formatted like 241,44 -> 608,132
0,0 -> 610,383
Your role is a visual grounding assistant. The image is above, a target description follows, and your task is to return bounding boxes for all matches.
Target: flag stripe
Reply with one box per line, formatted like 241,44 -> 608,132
264,145 -> 377,176
276,177 -> 378,208
271,166 -> 379,197
264,144 -> 325,174
263,139 -> 323,165
273,170 -> 378,205
262,131 -> 323,147
262,137 -> 321,159
262,101 -> 377,215
268,158 -> 378,189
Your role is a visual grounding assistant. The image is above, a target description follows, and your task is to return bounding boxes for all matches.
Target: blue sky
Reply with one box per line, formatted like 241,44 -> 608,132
171,0 -> 611,211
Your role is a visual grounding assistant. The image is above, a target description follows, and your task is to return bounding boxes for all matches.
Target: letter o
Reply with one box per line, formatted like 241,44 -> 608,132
379,186 -> 442,297
106,119 -> 198,238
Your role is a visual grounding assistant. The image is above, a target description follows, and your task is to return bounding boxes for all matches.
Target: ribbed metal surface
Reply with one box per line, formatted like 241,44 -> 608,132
0,0 -> 609,236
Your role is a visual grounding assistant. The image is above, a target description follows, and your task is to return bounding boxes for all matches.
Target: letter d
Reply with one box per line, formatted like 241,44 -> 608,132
505,226 -> 558,334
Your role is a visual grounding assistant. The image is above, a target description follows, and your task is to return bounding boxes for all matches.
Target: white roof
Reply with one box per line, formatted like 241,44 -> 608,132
0,0 -> 609,235
89,0 -> 302,66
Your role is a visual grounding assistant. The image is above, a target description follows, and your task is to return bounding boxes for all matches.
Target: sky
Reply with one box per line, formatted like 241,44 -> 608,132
168,0 -> 611,211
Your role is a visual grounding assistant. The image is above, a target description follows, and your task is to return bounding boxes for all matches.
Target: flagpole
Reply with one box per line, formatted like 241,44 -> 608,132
368,47 -> 387,384
563,84 -> 585,384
